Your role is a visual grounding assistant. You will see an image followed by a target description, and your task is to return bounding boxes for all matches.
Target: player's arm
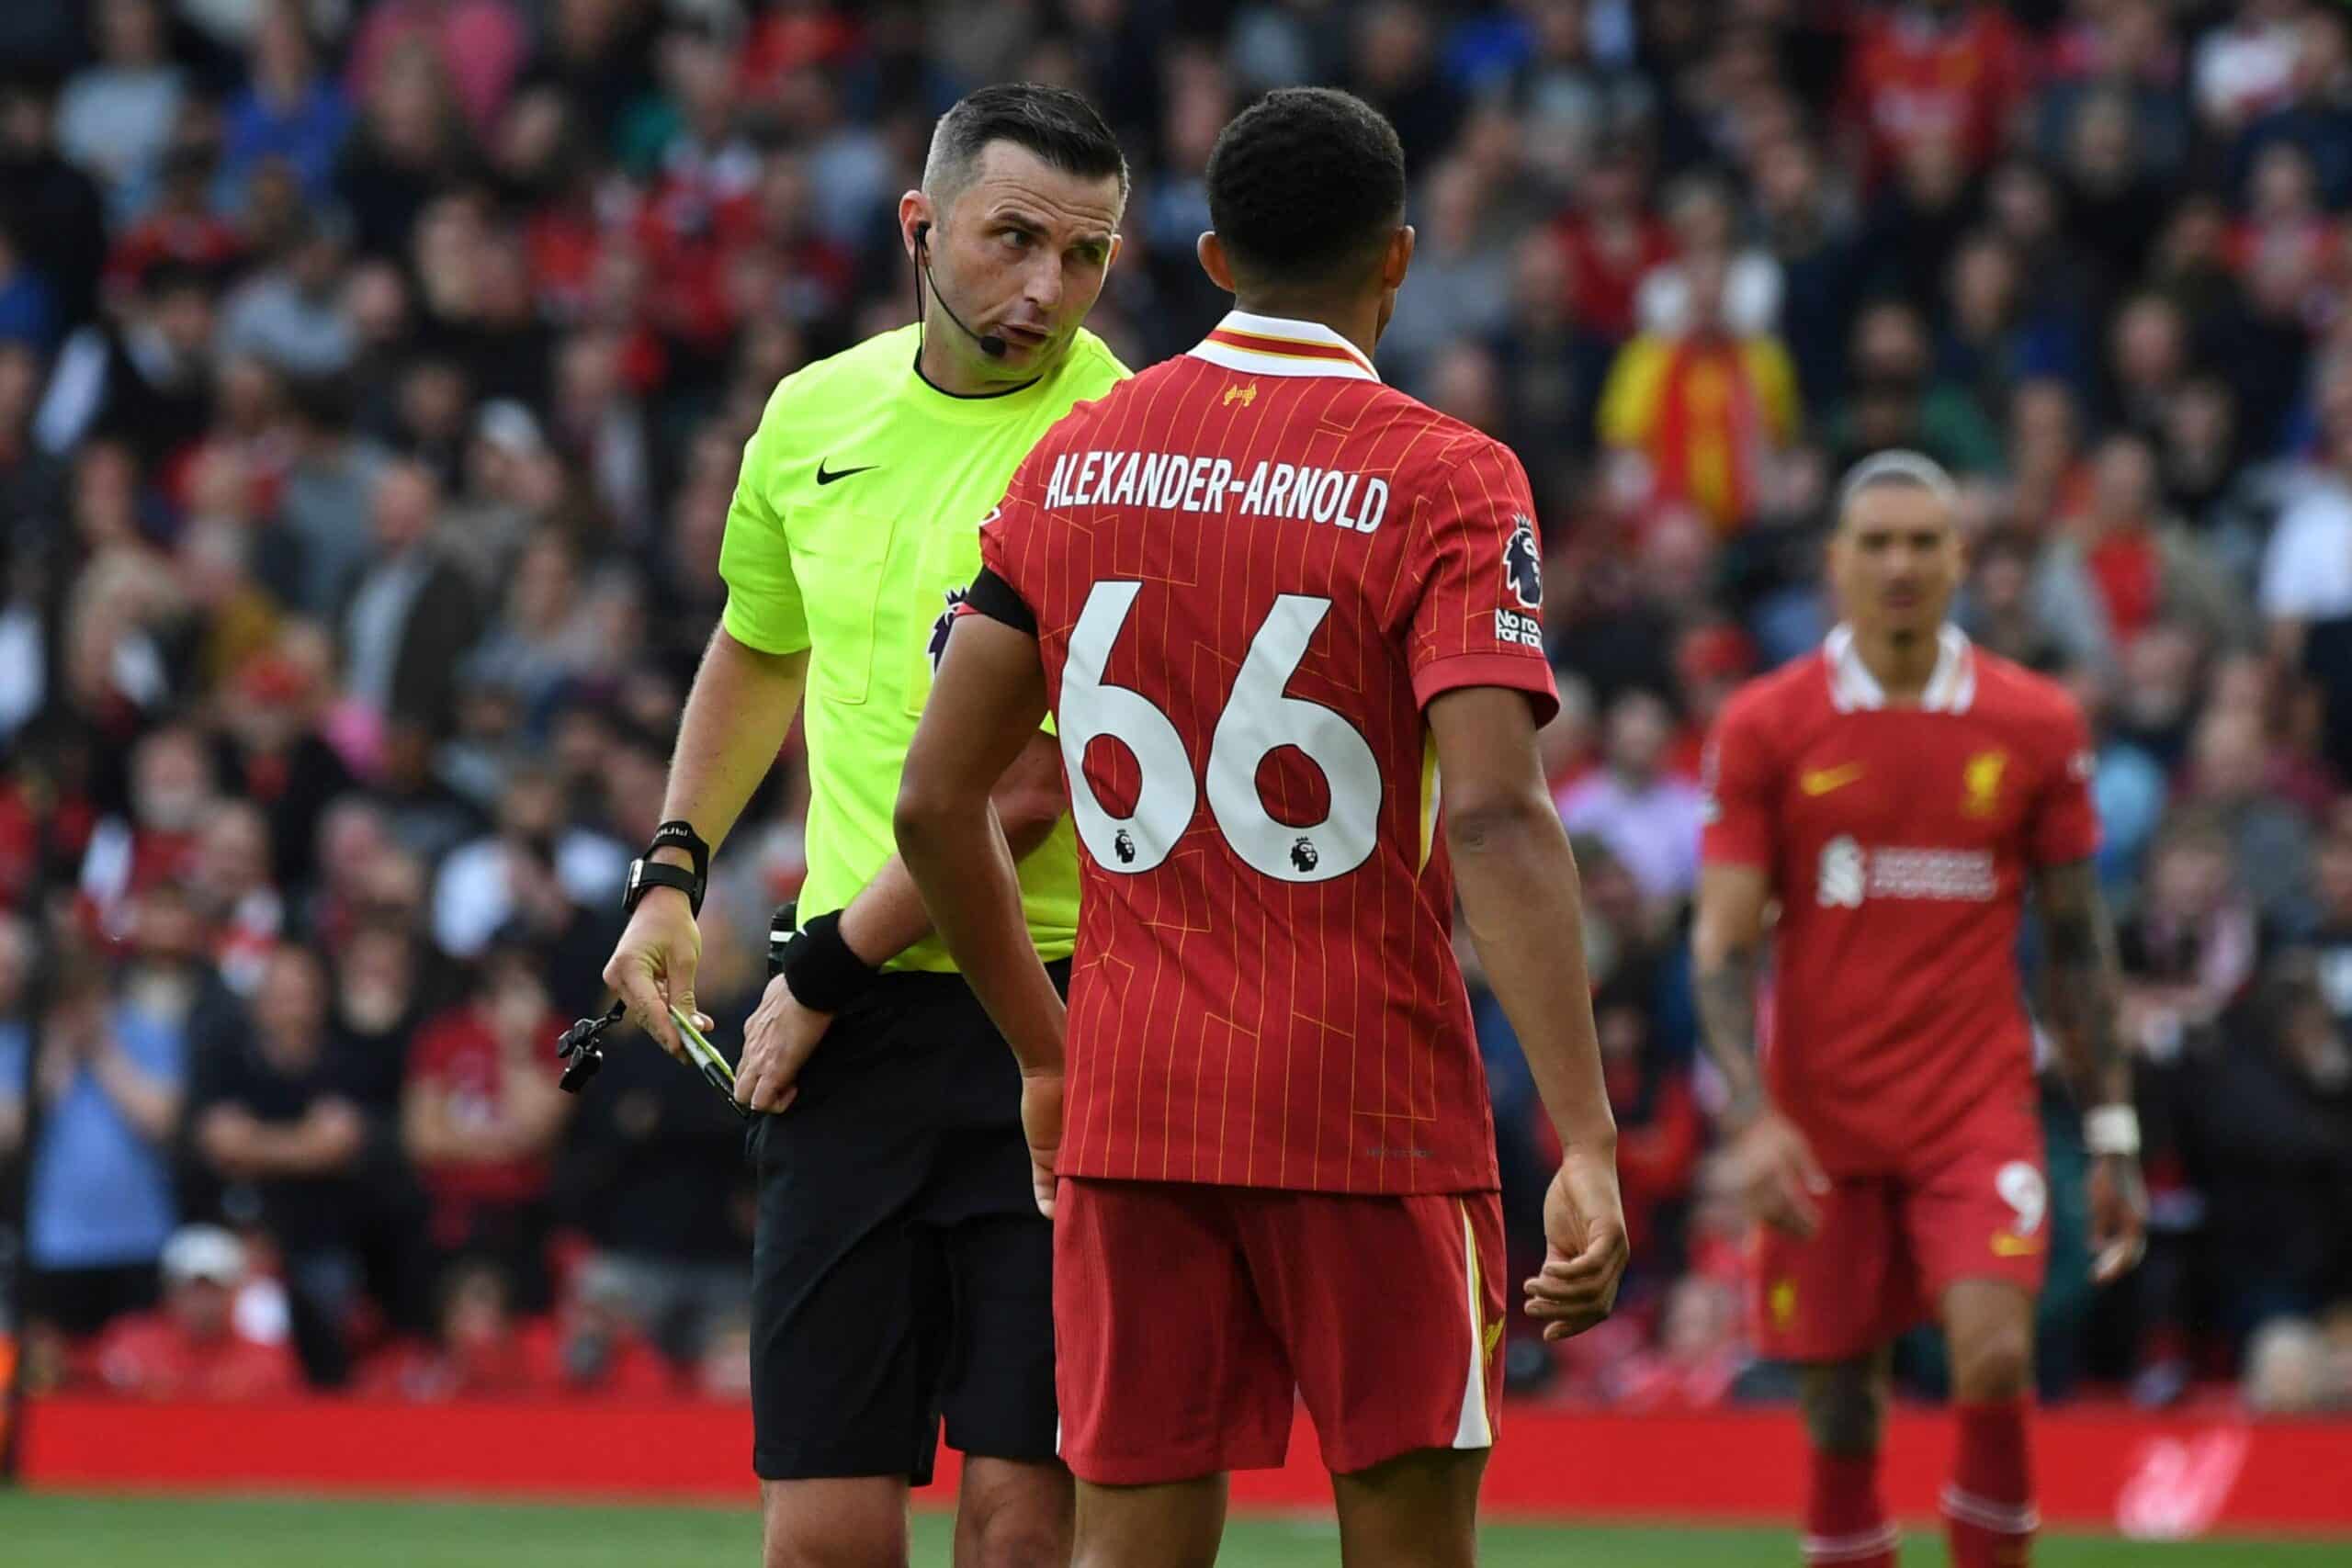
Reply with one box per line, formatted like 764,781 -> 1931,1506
732,729 -> 1066,1113
1430,687 -> 1627,1339
1690,863 -> 1771,1125
2033,857 -> 2148,1282
1692,708 -> 1830,1238
895,603 -> 1069,1216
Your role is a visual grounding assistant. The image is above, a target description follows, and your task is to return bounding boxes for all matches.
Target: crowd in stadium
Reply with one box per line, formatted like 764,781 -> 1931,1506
0,0 -> 2349,1415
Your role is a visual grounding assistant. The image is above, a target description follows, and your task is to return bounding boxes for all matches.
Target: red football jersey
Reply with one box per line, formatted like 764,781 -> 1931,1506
1699,626 -> 2098,1170
1841,4 -> 2031,179
978,311 -> 1560,1195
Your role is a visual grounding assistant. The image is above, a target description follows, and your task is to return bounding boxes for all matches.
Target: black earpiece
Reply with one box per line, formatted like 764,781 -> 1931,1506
912,220 -> 1007,359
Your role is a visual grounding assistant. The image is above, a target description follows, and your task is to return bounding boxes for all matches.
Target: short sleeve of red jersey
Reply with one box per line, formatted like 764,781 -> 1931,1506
977,439 -> 1054,620
1404,436 -> 1560,723
1699,692 -> 1780,869
2030,698 -> 2101,867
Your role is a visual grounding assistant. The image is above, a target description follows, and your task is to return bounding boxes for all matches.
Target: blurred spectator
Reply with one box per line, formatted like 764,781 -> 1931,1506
1827,297 -> 2003,476
91,1224 -> 300,1398
1606,1274 -> 1748,1409
2195,0 -> 2304,135
1552,138 -> 1673,345
2186,706 -> 2318,938
1381,159 -> 1511,393
1839,0 -> 2030,184
2061,665 -> 2169,896
55,0 -> 187,222
2034,434 -> 2253,671
1634,174 -> 1780,342
2261,371 -> 2352,658
401,942 -> 568,1308
1937,231 -> 2086,438
2229,6 -> 2352,212
358,1258 -> 538,1398
219,206 -> 357,378
1557,689 -> 1705,905
1598,251 -> 1801,536
2197,953 -> 2352,1339
0,74 -> 110,333
221,0 -> 353,206
76,724 -> 213,943
191,800 -> 286,996
2119,814 -> 2262,1063
2242,1314 -> 2347,1414
430,766 -> 624,969
191,944 -> 372,1384
345,0 -> 526,143
340,457 -> 483,736
22,951 -> 185,1339
37,259 -> 220,469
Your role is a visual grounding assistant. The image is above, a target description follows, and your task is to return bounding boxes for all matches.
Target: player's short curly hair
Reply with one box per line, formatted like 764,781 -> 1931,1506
1205,87 -> 1407,289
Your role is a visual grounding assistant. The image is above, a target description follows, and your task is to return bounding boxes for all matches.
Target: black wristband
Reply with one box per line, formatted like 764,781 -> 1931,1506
623,858 -> 704,918
647,819 -> 710,886
779,909 -> 883,1014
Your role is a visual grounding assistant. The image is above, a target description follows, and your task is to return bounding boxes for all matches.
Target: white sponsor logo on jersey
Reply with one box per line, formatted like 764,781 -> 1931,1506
1816,834 -> 1996,907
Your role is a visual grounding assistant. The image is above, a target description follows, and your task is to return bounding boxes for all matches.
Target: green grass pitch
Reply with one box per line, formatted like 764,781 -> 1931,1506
5,1495 -> 2345,1565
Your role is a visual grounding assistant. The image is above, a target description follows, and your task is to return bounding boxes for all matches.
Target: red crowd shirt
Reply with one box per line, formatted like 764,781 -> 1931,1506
979,311 -> 1560,1196
1841,3 -> 2032,180
94,1314 -> 300,1401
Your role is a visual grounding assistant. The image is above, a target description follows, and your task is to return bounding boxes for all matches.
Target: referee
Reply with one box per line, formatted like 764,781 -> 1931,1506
602,85 -> 1127,1568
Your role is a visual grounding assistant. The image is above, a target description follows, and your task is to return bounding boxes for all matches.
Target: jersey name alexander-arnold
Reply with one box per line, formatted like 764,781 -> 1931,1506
1042,446 -> 1391,532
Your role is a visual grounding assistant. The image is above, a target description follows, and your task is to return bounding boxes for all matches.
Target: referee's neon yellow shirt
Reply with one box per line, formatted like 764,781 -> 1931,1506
719,322 -> 1127,972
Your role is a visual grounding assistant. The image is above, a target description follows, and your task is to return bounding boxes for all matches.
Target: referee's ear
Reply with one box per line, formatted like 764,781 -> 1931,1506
899,188 -> 937,260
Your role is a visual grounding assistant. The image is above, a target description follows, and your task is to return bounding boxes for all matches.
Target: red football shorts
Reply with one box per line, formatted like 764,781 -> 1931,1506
1752,1111 -> 2050,1362
1053,1178 -> 1506,1484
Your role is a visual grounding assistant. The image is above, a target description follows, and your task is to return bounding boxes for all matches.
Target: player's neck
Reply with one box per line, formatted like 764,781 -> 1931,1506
1851,626 -> 1942,702
1228,291 -> 1382,364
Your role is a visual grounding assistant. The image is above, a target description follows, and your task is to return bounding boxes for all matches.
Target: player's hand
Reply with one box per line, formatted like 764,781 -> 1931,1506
601,888 -> 707,1061
1018,1066 -> 1063,1219
1524,1146 -> 1629,1341
733,973 -> 831,1114
2086,1152 -> 2148,1284
1730,1109 -> 1831,1239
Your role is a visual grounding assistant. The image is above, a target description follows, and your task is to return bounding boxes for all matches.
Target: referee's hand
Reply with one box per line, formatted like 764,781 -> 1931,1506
603,888 -> 708,1061
734,973 -> 831,1113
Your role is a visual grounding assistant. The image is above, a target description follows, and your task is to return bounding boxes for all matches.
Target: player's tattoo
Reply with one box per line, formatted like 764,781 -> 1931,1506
2034,858 -> 2131,1111
1695,940 -> 1766,1125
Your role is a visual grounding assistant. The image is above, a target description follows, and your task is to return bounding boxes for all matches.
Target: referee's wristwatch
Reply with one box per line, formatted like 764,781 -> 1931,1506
623,820 -> 710,918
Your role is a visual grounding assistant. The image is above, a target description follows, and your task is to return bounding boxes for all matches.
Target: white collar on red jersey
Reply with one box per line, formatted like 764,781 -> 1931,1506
1824,624 -> 1977,714
1185,310 -> 1383,382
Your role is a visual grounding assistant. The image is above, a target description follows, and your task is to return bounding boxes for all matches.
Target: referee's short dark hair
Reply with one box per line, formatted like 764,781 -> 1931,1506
924,84 -> 1128,207
1206,87 -> 1408,290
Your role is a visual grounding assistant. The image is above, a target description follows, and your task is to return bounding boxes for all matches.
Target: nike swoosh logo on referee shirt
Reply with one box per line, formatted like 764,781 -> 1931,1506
1800,764 -> 1865,796
816,459 -> 877,486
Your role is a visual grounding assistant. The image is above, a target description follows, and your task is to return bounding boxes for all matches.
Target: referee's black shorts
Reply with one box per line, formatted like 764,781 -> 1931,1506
746,960 -> 1069,1484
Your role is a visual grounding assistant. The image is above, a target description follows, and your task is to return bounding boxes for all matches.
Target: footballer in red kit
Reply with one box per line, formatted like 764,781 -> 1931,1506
1693,452 -> 2148,1568
898,90 -> 1626,1568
